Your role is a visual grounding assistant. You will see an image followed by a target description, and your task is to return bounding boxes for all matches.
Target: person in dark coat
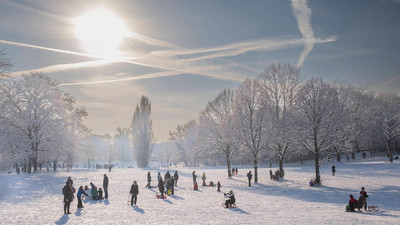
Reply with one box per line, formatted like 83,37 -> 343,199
67,176 -> 73,186
217,181 -> 221,192
130,181 -> 139,205
103,174 -> 109,198
77,186 -> 89,209
332,164 -> 336,176
170,178 -> 175,195
63,181 -> 74,214
173,171 -> 179,187
164,171 -> 171,181
158,178 -> 165,197
192,171 -> 197,184
98,188 -> 103,199
359,187 -> 369,210
247,171 -> 252,187
348,195 -> 357,212
146,172 -> 152,188
224,190 -> 235,208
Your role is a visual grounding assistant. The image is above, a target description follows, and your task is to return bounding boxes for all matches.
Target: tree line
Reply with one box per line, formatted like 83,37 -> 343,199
169,63 -> 400,184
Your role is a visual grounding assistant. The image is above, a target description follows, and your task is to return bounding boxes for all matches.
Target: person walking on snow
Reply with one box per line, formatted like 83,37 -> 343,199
63,181 -> 74,214
146,172 -> 152,188
202,172 -> 207,186
359,187 -> 369,210
217,181 -> 222,192
332,164 -> 336,176
173,171 -> 179,187
103,174 -> 109,198
158,178 -> 165,197
247,171 -> 252,187
77,186 -> 89,209
164,171 -> 171,181
130,181 -> 139,205
192,171 -> 197,184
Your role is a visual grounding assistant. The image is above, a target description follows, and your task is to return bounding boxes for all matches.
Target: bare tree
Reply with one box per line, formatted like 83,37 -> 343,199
292,78 -> 341,184
235,79 -> 271,183
198,89 -> 240,178
169,120 -> 199,166
378,93 -> 400,163
258,63 -> 302,178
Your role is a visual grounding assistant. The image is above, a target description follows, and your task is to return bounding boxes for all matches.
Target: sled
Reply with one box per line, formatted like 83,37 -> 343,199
368,205 -> 379,211
222,203 -> 237,208
155,195 -> 166,199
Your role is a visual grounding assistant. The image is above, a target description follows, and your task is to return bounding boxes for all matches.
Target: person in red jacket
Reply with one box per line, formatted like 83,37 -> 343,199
348,195 -> 357,212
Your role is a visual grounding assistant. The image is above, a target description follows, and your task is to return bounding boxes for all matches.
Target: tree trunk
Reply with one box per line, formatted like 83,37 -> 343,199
314,151 -> 321,185
336,153 -> 341,162
254,157 -> 258,183
269,158 -> 272,168
28,159 -> 32,174
226,153 -> 232,178
351,152 -> 355,160
279,157 -> 284,178
53,160 -> 57,172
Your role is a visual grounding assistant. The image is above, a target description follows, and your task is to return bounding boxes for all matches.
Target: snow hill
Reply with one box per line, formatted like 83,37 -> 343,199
1,156 -> 400,225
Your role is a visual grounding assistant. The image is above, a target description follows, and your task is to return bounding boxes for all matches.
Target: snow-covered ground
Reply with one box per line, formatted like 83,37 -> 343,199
1,156 -> 400,225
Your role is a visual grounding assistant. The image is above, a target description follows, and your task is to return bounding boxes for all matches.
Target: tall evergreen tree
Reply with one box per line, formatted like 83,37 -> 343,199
131,96 -> 154,168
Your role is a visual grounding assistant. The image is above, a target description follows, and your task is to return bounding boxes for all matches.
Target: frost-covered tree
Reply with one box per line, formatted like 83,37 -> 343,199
235,79 -> 271,183
131,95 -> 155,168
198,89 -> 240,178
292,78 -> 341,184
169,120 -> 199,166
377,93 -> 400,163
0,72 -> 88,173
258,63 -> 302,178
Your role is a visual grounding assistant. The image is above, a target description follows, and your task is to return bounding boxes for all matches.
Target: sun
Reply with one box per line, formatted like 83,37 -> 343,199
74,8 -> 129,58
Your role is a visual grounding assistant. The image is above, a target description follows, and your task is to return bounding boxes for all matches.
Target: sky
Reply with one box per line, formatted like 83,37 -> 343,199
0,0 -> 399,142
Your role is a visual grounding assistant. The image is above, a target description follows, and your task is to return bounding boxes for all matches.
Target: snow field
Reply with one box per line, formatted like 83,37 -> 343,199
1,156 -> 400,224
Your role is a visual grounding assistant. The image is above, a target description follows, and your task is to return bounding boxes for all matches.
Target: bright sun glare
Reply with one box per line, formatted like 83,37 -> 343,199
74,9 -> 129,58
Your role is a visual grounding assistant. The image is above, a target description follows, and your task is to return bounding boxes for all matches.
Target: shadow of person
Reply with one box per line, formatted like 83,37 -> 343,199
75,208 -> 82,216
55,214 -> 70,225
132,206 -> 145,214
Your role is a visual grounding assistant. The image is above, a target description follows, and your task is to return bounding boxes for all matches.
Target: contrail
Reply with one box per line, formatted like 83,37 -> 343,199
11,57 -> 135,76
0,39 -> 98,59
60,71 -> 184,86
290,0 -> 315,67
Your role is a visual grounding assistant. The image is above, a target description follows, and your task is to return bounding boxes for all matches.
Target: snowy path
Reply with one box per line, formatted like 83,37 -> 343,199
1,157 -> 400,224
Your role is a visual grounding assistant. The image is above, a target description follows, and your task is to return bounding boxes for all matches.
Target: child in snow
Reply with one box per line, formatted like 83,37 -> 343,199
224,190 -> 235,208
92,186 -> 99,200
347,195 -> 357,212
77,186 -> 89,209
202,172 -> 207,186
217,181 -> 221,192
130,181 -> 139,205
98,187 -> 103,199
358,187 -> 369,210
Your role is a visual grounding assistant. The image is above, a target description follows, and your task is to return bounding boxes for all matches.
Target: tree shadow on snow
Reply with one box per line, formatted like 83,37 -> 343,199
55,214 -> 70,225
132,206 -> 145,214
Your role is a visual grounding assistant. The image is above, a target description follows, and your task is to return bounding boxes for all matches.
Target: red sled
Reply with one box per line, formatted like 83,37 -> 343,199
156,195 -> 166,199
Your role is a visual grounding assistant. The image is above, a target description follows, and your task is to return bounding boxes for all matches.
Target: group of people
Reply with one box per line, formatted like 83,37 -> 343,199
62,174 -> 109,214
231,167 -> 238,175
347,187 -> 369,212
